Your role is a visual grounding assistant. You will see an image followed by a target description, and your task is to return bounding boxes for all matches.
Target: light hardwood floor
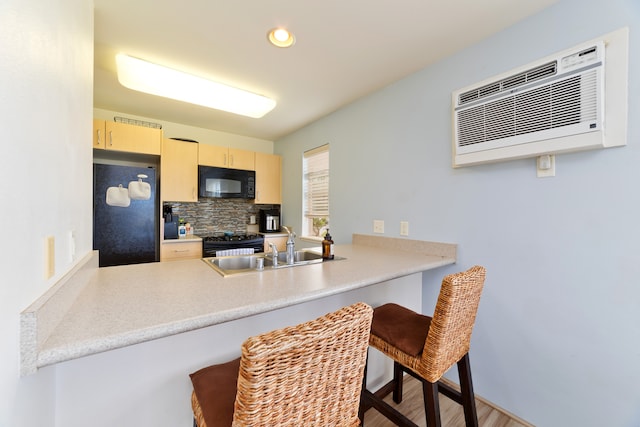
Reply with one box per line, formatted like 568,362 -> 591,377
363,376 -> 532,427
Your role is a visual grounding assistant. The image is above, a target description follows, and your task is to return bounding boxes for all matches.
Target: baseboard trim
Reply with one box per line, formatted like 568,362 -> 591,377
439,377 -> 535,427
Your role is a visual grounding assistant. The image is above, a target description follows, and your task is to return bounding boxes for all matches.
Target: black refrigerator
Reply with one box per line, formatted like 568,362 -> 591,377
93,163 -> 159,267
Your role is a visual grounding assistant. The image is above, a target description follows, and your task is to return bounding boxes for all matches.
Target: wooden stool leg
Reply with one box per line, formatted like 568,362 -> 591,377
457,353 -> 478,427
423,380 -> 441,427
359,351 -> 370,424
392,361 -> 404,403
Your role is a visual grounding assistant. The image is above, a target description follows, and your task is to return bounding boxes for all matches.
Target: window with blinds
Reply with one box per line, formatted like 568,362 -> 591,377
302,144 -> 329,238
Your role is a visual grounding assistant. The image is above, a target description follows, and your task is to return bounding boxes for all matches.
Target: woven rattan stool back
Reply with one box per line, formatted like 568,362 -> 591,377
422,265 -> 486,382
360,265 -> 487,427
232,302 -> 373,427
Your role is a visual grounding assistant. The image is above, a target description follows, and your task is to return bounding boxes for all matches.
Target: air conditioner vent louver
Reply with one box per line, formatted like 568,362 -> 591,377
457,71 -> 598,148
448,30 -> 629,169
458,61 -> 557,106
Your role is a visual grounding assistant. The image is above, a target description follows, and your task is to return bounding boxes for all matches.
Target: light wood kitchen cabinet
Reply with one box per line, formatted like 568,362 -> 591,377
263,234 -> 288,253
161,138 -> 198,202
92,119 -> 106,149
160,240 -> 202,261
93,120 -> 162,155
198,144 -> 255,170
254,152 -> 281,204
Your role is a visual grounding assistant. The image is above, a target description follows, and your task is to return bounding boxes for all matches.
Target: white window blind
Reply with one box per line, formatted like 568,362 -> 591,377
302,144 -> 329,237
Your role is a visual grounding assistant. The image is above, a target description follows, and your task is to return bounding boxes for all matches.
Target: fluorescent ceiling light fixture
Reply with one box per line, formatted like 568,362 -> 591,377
115,54 -> 276,118
268,28 -> 295,48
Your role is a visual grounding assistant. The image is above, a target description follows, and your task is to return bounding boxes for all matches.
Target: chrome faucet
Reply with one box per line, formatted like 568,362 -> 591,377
269,243 -> 279,267
282,226 -> 296,265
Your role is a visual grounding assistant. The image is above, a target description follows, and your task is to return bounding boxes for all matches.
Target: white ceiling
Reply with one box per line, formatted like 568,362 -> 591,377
93,0 -> 558,141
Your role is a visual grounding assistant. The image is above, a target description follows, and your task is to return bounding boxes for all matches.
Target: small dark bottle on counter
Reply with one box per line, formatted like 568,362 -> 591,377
322,230 -> 334,260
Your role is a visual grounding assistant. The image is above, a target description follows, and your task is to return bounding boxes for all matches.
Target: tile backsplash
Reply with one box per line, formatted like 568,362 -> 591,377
166,199 -> 277,236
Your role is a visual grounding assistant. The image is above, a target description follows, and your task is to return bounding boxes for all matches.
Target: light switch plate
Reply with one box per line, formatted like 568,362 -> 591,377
45,236 -> 55,279
400,221 -> 409,236
373,220 -> 385,234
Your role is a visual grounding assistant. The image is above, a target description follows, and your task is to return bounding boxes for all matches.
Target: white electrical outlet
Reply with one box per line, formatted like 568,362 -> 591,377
536,154 -> 556,177
400,221 -> 409,236
373,220 -> 385,234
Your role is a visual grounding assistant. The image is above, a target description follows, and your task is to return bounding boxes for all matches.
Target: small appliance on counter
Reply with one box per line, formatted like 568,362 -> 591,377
163,205 -> 179,239
259,208 -> 281,233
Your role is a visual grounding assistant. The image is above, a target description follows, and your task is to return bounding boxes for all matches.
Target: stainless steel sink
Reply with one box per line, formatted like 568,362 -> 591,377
202,250 -> 341,277
203,254 -> 263,277
211,254 -> 263,270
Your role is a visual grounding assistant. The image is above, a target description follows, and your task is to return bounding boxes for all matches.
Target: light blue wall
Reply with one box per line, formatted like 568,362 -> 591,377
276,0 -> 640,425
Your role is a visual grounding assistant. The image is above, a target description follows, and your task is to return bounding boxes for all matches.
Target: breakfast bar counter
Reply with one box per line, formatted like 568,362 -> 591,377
21,234 -> 456,375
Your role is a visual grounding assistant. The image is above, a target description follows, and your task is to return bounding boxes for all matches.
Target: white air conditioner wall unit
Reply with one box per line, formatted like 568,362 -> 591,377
451,27 -> 628,167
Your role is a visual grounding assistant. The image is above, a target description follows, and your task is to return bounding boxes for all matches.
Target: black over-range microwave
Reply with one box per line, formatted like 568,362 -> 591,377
198,166 -> 255,199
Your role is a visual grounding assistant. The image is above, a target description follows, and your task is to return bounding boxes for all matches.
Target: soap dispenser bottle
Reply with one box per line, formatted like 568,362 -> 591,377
322,230 -> 334,260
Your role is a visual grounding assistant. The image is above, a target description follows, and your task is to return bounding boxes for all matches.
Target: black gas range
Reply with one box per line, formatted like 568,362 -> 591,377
201,234 -> 265,257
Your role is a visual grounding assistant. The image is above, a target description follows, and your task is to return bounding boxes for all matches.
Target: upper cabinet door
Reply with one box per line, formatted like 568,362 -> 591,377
105,121 -> 162,155
92,120 -> 162,155
199,145 -> 255,170
161,138 -> 198,202
228,148 -> 255,171
198,144 -> 229,168
93,119 -> 106,149
254,152 -> 281,205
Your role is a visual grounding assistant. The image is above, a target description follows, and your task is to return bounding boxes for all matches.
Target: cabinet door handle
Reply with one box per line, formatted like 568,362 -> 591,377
223,153 -> 227,166
230,154 -> 234,166
174,249 -> 190,253
109,130 -> 113,146
96,129 -> 102,146
192,187 -> 196,200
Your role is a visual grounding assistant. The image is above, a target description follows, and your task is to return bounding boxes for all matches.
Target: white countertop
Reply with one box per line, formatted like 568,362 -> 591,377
22,235 -> 456,374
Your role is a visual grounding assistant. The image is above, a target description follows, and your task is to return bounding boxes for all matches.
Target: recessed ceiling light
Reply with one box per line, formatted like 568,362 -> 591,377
115,54 -> 276,118
267,28 -> 295,48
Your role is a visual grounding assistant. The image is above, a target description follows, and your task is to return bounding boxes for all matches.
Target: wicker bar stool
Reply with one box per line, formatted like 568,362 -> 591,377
190,302 -> 373,427
359,265 -> 486,427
